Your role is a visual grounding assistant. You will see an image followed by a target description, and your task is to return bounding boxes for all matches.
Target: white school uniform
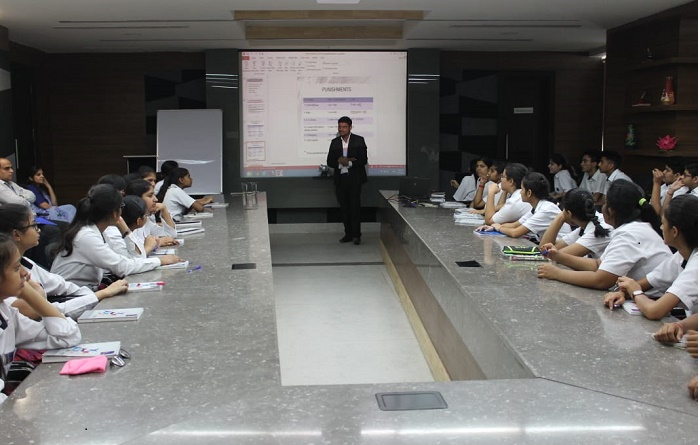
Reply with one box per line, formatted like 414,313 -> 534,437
476,181 -> 504,206
598,221 -> 672,297
659,183 -> 688,206
163,185 -> 196,222
153,179 -> 164,196
453,175 -> 477,202
0,300 -> 81,404
603,169 -> 634,195
492,189 -> 532,224
646,249 -> 698,312
560,213 -> 612,259
4,258 -> 99,320
144,215 -> 177,238
517,200 -> 570,242
124,231 -> 148,259
103,225 -> 130,258
579,170 -> 607,196
689,187 -> 698,197
553,170 -> 577,194
51,225 -> 160,288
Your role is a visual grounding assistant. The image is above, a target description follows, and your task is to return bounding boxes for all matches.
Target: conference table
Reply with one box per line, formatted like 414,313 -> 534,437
1,191 -> 696,444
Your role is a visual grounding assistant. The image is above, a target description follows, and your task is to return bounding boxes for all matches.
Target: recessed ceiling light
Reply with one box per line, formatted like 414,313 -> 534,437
317,0 -> 360,4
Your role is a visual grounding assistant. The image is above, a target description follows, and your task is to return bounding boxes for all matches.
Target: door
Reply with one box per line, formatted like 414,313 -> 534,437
498,72 -> 553,173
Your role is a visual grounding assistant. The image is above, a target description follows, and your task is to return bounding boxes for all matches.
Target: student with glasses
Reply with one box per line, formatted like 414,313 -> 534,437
50,185 -> 181,289
0,204 -> 128,320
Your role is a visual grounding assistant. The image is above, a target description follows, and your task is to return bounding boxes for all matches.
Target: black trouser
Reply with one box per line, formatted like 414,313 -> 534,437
335,175 -> 362,238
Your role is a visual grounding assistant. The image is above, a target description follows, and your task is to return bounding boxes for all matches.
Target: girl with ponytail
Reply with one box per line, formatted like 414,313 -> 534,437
51,185 -> 181,288
539,189 -> 612,259
537,180 -> 671,291
156,168 -> 213,222
603,194 -> 698,319
548,153 -> 578,201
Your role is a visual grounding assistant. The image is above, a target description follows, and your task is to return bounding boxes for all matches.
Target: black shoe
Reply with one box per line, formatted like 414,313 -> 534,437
353,237 -> 361,245
339,236 -> 353,243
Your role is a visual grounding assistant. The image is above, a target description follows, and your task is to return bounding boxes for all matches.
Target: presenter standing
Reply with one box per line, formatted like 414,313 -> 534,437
326,116 -> 368,245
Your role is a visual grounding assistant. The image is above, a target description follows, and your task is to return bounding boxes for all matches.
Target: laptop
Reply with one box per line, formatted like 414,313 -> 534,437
399,177 -> 432,200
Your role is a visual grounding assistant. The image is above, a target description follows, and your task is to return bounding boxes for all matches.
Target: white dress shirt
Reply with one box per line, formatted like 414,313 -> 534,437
647,249 -> 698,311
0,180 -> 36,207
579,170 -> 607,196
553,170 -> 577,194
492,189 -> 532,224
603,169 -> 634,195
163,185 -> 196,222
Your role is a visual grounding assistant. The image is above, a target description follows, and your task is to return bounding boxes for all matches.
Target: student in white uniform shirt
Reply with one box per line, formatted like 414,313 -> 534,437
51,185 -> 181,289
0,205 -> 128,320
156,168 -> 213,222
663,163 -> 698,213
483,163 -> 531,225
153,160 -> 179,196
121,196 -> 154,259
476,172 -> 569,242
650,156 -> 688,215
125,179 -> 178,244
598,150 -> 634,197
451,157 -> 493,202
539,189 -> 612,259
537,180 -> 671,291
470,161 -> 505,213
604,194 -> 698,320
548,153 -> 578,202
578,151 -> 607,206
0,234 -> 82,403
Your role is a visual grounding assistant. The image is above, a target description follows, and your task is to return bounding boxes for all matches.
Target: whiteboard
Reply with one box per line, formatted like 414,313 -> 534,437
156,109 -> 222,195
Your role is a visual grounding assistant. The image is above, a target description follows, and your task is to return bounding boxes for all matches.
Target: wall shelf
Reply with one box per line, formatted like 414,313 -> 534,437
625,57 -> 698,71
629,104 -> 698,113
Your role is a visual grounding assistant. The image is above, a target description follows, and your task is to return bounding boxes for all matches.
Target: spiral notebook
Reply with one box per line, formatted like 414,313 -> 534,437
42,341 -> 121,363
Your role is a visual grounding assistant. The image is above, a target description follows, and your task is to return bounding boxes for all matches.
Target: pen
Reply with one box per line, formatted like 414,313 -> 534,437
155,281 -> 165,286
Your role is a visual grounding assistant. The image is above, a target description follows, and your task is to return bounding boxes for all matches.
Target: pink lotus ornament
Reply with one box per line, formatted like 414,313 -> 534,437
656,135 -> 677,151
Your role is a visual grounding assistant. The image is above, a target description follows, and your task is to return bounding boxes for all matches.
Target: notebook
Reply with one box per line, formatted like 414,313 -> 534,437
176,227 -> 205,236
149,248 -> 177,256
175,220 -> 202,228
622,301 -> 642,315
157,260 -> 189,270
399,177 -> 432,200
78,308 -> 144,323
204,202 -> 228,208
128,282 -> 163,292
183,212 -> 213,219
42,341 -> 121,363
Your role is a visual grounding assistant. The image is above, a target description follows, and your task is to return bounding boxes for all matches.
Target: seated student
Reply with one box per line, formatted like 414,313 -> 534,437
537,180 -> 671,290
548,153 -> 578,202
451,157 -> 492,202
603,194 -> 697,319
23,166 -> 76,223
470,160 -> 505,212
121,196 -> 155,259
97,175 -> 133,258
124,179 -> 178,245
579,151 -> 607,205
0,233 -> 82,403
650,156 -> 687,215
156,168 -> 213,222
476,172 -> 569,241
137,166 -> 157,187
598,150 -> 633,198
664,163 -> 698,211
154,160 -> 178,196
539,189 -> 612,259
654,313 -> 698,400
483,163 -> 531,225
50,185 -> 181,289
0,204 -> 127,320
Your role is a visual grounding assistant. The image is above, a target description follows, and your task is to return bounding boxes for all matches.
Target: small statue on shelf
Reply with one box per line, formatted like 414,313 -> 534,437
660,77 -> 675,105
625,124 -> 637,148
632,90 -> 651,107
656,135 -> 678,152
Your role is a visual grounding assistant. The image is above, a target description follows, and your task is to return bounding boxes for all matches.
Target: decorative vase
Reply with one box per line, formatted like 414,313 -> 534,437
625,124 -> 637,148
660,76 -> 675,105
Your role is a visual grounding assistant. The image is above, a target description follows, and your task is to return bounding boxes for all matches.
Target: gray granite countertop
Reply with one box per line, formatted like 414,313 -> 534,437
1,192 -> 696,444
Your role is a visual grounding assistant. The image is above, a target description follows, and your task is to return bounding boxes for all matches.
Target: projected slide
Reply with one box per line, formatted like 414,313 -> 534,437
241,51 -> 407,177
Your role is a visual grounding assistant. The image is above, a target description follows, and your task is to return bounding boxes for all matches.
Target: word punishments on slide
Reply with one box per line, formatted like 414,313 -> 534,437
241,51 -> 407,178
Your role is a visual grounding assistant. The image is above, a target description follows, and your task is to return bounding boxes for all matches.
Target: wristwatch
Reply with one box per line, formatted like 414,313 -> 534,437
632,290 -> 644,301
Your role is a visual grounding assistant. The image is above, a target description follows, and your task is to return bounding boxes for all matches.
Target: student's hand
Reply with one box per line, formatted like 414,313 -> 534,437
159,254 -> 182,266
203,195 -> 214,204
159,236 -> 179,246
537,263 -> 560,280
539,243 -> 558,259
25,275 -> 46,299
689,376 -> 698,400
97,279 -> 129,299
652,168 -> 664,185
474,225 -> 494,232
616,276 -> 640,296
654,322 -> 684,343
487,182 -> 499,196
491,223 -> 502,232
668,177 -> 685,194
144,235 -> 159,252
153,202 -> 166,213
603,291 -> 626,310
450,179 -> 459,188
686,331 -> 698,358
468,208 -> 485,215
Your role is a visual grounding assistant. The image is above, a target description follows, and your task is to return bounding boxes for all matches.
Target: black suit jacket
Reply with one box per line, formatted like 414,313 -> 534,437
326,133 -> 368,185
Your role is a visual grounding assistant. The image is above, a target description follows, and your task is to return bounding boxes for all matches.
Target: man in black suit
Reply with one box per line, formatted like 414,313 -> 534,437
326,116 -> 368,245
